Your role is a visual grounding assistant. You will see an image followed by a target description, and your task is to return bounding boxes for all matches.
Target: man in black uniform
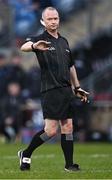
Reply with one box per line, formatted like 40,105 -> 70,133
18,7 -> 89,172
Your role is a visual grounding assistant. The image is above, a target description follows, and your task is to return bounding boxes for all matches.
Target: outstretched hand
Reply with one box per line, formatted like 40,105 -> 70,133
74,87 -> 89,103
33,40 -> 51,51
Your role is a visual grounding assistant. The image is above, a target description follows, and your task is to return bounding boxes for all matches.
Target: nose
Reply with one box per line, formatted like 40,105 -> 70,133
52,19 -> 56,24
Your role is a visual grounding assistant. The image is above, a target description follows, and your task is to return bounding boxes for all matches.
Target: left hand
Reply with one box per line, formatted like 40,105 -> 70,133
74,87 -> 89,103
33,40 -> 51,51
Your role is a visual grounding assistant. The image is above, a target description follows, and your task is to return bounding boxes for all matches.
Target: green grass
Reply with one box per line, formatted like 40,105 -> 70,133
0,142 -> 112,179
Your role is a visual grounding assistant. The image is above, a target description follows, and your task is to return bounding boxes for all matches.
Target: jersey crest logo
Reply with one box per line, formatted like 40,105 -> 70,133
66,49 -> 70,53
49,47 -> 56,51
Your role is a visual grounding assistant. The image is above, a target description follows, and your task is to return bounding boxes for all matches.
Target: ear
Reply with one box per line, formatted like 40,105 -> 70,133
40,19 -> 46,27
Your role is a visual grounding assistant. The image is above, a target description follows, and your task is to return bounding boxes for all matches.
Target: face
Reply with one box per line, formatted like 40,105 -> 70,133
8,83 -> 21,96
43,9 -> 59,32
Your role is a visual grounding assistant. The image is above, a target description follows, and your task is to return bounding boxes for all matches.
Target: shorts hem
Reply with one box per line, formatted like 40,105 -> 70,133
43,116 -> 73,120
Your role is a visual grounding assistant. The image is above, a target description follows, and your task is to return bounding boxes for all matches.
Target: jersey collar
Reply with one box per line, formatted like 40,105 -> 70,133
44,30 -> 61,39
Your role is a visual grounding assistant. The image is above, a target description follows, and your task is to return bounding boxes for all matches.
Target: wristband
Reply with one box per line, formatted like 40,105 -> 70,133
31,43 -> 35,51
75,86 -> 80,90
74,86 -> 80,94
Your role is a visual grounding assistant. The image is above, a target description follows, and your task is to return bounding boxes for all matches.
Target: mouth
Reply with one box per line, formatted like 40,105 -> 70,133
51,25 -> 57,28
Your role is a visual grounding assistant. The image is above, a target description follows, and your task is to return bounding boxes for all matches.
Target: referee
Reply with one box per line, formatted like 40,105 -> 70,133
18,7 -> 89,172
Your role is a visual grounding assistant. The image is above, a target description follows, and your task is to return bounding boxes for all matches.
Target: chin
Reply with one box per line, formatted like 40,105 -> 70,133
51,27 -> 58,31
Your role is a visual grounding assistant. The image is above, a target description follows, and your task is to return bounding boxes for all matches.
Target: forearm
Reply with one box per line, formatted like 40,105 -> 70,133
21,41 -> 33,52
70,66 -> 89,102
70,66 -> 80,88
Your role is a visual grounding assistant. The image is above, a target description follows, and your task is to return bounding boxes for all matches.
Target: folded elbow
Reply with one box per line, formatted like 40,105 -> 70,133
20,45 -> 25,51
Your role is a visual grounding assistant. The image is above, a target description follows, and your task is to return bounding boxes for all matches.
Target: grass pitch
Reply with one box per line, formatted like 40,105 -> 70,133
0,142 -> 112,179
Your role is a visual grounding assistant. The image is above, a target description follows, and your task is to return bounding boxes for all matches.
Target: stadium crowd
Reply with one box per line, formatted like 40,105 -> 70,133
0,50 -> 43,142
1,0 -> 89,42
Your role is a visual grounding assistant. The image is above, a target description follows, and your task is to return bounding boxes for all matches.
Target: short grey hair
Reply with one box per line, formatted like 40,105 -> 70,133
42,7 -> 59,19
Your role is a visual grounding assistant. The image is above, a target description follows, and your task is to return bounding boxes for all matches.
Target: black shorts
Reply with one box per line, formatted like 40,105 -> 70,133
41,86 -> 74,120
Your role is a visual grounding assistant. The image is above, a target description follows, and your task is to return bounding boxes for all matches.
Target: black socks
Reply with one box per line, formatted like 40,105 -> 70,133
23,129 -> 51,158
61,134 -> 73,167
23,130 -> 74,167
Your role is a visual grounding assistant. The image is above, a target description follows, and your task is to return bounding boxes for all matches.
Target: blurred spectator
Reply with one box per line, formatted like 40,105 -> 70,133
0,15 -> 10,47
0,52 -> 9,99
32,101 -> 44,129
7,51 -> 30,100
74,51 -> 93,80
32,0 -> 41,17
8,51 -> 28,91
27,66 -> 41,99
72,98 -> 91,142
72,51 -> 92,141
21,99 -> 44,144
9,0 -> 37,38
0,52 -> 9,142
51,0 -> 75,20
0,1 -> 14,47
0,82 -> 24,142
51,0 -> 87,20
52,0 -> 74,12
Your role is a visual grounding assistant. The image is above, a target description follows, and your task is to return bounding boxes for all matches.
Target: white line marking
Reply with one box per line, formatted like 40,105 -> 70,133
82,169 -> 112,173
1,153 -> 112,160
79,153 -> 112,158
1,154 -> 55,159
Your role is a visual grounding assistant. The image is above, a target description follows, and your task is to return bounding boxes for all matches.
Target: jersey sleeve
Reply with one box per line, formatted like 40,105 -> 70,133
25,36 -> 39,43
69,50 -> 74,67
63,37 -> 74,67
25,35 -> 43,52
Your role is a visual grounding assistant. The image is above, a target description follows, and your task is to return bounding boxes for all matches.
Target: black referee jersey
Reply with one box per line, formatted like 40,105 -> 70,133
26,30 -> 74,92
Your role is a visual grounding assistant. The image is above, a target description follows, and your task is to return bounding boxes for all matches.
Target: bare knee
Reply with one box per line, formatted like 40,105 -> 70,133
44,119 -> 58,137
61,122 -> 73,134
44,127 -> 57,137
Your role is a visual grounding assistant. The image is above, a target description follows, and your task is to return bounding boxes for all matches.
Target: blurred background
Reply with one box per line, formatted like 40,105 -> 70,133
0,0 -> 112,144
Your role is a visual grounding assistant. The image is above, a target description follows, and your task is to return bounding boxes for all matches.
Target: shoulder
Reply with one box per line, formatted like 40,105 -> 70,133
26,31 -> 46,42
60,36 -> 69,45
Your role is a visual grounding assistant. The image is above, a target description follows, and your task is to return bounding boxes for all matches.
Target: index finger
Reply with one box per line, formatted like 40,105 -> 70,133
45,41 -> 51,44
35,40 -> 50,44
39,40 -> 51,44
84,91 -> 89,95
